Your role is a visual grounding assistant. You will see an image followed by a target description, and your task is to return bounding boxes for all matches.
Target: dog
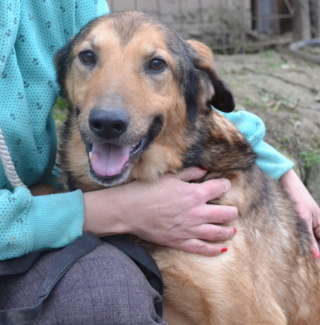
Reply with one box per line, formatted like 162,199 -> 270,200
56,11 -> 320,325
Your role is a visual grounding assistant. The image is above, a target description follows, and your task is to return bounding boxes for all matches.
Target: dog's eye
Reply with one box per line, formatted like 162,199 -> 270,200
79,50 -> 96,65
148,58 -> 166,72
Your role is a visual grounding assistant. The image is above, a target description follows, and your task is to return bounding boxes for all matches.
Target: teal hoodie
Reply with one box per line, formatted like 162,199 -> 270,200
0,0 -> 293,260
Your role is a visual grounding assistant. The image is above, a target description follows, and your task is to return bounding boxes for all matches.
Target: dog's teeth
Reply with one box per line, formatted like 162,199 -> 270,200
89,151 -> 92,161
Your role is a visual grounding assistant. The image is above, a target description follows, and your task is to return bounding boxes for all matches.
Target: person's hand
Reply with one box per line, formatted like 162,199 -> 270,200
280,169 -> 320,258
83,167 -> 238,256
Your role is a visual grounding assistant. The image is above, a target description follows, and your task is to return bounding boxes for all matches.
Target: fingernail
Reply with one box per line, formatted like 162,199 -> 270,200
233,227 -> 237,234
221,247 -> 228,253
312,248 -> 320,259
198,166 -> 207,171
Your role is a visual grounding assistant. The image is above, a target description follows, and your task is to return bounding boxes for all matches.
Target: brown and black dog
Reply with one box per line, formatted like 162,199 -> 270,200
56,11 -> 320,325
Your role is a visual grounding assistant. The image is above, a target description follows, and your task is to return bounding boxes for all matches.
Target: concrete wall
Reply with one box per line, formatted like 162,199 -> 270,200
107,0 -> 252,49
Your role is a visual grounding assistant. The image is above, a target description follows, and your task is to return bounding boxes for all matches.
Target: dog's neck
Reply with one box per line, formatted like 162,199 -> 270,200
183,109 -> 257,179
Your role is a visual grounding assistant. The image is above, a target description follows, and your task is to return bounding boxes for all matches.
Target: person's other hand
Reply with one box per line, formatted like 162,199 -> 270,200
280,169 -> 320,259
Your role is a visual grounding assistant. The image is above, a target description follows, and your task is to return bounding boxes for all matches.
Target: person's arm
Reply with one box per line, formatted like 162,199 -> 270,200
83,167 -> 238,256
0,167 -> 238,260
0,187 -> 84,260
221,109 -> 320,257
280,169 -> 320,258
220,110 -> 294,179
0,0 -> 111,261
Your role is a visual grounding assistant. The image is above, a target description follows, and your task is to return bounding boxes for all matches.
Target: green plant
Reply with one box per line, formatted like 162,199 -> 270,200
259,50 -> 276,59
52,97 -> 68,126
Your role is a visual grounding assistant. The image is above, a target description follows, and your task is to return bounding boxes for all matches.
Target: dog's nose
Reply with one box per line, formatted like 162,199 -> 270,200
89,108 -> 129,139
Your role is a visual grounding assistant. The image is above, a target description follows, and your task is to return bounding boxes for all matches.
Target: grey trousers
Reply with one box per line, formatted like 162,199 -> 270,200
0,242 -> 167,325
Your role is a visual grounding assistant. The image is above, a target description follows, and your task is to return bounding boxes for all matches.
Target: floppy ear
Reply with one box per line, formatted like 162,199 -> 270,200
186,40 -> 235,113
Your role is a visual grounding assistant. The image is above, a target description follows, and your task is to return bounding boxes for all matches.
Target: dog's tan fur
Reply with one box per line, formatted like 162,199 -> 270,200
56,12 -> 320,324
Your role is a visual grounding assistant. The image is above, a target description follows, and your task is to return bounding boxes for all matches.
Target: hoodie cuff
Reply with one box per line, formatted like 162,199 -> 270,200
253,140 -> 295,180
28,189 -> 85,252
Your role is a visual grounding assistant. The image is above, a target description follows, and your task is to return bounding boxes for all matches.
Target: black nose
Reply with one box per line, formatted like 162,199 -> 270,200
89,109 -> 129,139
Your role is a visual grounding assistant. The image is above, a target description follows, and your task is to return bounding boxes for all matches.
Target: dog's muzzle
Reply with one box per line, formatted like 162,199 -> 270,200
86,111 -> 164,186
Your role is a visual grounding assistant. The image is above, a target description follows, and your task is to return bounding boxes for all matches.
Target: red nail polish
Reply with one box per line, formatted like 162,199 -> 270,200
233,227 -> 237,234
221,247 -> 228,253
198,165 -> 206,170
312,248 -> 320,259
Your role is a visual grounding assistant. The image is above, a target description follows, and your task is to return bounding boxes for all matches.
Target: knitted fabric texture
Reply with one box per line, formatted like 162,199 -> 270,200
0,0 -> 109,260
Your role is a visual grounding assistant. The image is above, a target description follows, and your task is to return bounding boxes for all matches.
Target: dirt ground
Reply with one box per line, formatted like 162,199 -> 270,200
215,50 -> 320,204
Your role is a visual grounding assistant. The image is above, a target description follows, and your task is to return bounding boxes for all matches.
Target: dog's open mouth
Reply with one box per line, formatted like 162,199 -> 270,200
85,115 -> 163,186
87,136 -> 147,181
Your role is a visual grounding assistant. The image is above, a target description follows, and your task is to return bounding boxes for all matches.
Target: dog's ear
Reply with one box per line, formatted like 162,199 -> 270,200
54,40 -> 73,97
186,40 -> 235,113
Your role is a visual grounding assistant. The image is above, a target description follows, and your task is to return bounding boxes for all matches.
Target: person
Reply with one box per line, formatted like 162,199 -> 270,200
0,1 -> 319,324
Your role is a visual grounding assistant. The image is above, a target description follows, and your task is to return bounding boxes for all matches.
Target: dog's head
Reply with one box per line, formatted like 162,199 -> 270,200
56,12 -> 235,188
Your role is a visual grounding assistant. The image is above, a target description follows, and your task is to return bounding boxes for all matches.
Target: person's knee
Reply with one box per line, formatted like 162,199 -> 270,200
40,242 -> 165,325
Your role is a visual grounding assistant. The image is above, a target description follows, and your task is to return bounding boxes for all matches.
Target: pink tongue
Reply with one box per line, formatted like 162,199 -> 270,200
90,143 -> 131,177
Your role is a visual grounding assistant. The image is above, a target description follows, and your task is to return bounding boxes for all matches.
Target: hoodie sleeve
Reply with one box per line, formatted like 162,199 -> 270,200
0,0 -> 109,261
0,187 -> 85,260
220,110 -> 294,179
